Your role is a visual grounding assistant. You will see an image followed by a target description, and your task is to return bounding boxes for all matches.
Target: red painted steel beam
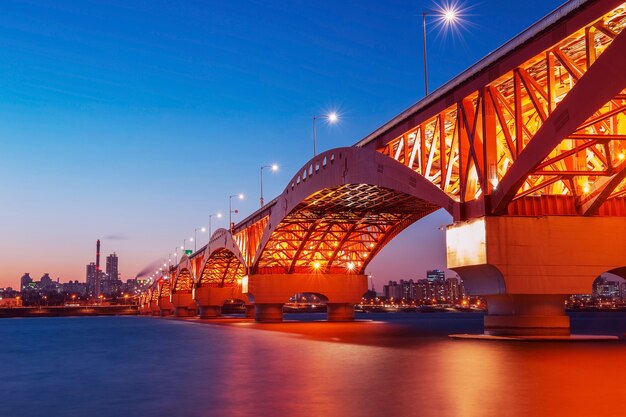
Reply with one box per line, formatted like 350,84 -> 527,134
491,28 -> 626,214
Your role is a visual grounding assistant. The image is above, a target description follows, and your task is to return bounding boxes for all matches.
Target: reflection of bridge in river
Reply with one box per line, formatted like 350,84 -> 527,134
140,0 -> 626,337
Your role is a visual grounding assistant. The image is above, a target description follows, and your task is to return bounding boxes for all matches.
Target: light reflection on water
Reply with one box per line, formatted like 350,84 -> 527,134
1,313 -> 626,417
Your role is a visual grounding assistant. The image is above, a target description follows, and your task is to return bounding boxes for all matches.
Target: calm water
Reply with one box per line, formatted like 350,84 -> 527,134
2,312 -> 626,417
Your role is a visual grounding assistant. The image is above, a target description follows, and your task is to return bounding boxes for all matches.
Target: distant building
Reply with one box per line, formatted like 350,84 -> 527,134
86,263 -> 96,296
106,253 -> 119,282
426,269 -> 446,282
62,280 -> 87,297
20,273 -> 33,292
593,276 -> 621,298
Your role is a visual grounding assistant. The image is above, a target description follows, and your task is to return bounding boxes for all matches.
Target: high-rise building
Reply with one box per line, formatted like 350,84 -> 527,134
86,262 -> 96,295
106,253 -> 119,282
95,240 -> 101,297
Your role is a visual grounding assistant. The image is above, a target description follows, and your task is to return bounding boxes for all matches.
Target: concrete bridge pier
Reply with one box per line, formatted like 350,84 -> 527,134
198,305 -> 221,318
158,297 -> 173,317
447,216 -> 626,337
254,304 -> 284,322
194,286 -> 241,319
170,293 -> 195,317
247,273 -> 367,323
327,303 -> 356,321
483,294 -> 569,336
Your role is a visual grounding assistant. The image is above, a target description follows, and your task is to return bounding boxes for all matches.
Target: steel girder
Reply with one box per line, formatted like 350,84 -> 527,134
366,1 -> 626,216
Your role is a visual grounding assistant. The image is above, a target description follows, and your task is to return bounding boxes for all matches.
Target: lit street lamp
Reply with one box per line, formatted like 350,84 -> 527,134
229,194 -> 244,232
260,164 -> 279,207
312,112 -> 339,157
422,6 -> 459,96
208,212 -> 222,240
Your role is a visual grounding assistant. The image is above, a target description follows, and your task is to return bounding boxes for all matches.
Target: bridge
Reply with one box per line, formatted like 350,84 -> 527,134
139,0 -> 626,336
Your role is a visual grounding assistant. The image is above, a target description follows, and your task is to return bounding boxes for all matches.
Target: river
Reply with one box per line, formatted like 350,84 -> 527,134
2,312 -> 626,417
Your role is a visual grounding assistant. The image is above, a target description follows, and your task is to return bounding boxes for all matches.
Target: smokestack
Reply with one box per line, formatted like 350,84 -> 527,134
95,239 -> 101,297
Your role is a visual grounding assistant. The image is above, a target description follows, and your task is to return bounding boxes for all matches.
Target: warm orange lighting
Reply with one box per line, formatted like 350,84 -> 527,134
313,261 -> 321,269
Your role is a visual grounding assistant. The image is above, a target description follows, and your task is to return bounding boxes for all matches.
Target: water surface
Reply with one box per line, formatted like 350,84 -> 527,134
2,312 -> 625,417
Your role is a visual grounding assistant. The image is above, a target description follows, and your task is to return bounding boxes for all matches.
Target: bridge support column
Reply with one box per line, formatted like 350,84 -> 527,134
447,216 -> 626,337
174,307 -> 191,317
254,304 -> 284,322
246,273 -> 367,323
245,304 -> 255,318
194,287 -> 239,319
199,305 -> 221,318
327,303 -> 355,321
171,293 -> 195,317
158,297 -> 173,317
484,295 -> 569,336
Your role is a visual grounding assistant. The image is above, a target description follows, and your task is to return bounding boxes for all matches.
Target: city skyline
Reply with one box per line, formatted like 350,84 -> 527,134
1,0 -> 568,288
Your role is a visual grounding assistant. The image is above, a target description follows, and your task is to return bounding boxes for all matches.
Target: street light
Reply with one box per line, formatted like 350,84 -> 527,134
194,227 -> 206,252
312,112 -> 339,156
208,213 -> 222,240
422,6 -> 459,96
229,194 -> 244,232
260,164 -> 279,207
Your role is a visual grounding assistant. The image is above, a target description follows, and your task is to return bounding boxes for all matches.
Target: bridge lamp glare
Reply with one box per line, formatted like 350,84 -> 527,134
201,227 -> 206,232
443,8 -> 457,23
313,261 -> 321,270
619,152 -> 625,160
238,193 -> 245,200
271,164 -> 279,172
217,213 -> 222,218
347,262 -> 355,271
327,112 -> 339,123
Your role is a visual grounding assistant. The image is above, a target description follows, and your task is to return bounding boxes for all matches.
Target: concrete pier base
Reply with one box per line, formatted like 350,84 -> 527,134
199,305 -> 221,319
327,303 -> 355,321
484,295 -> 569,336
174,307 -> 192,317
245,304 -> 255,318
254,303 -> 284,322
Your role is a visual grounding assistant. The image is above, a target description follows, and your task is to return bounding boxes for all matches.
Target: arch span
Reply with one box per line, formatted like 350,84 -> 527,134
197,228 -> 247,288
251,147 -> 458,275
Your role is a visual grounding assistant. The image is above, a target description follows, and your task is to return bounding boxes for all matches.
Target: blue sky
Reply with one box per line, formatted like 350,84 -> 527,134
0,0 -> 568,288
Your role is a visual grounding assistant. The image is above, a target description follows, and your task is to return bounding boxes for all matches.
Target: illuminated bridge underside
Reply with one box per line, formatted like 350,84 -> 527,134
199,249 -> 245,288
255,184 -> 437,274
173,268 -> 193,293
250,146 -> 455,275
368,1 -> 626,217
159,279 -> 172,298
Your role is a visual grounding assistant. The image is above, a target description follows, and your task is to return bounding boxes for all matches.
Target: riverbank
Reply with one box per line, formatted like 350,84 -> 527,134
0,305 -> 138,318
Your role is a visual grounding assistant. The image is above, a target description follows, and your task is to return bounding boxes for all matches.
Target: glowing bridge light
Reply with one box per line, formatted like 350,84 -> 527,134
312,261 -> 321,270
327,112 -> 339,124
346,262 -> 355,271
443,8 -> 457,22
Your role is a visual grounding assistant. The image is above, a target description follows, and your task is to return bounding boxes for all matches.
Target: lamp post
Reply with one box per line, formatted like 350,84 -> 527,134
229,194 -> 244,232
208,213 -> 222,240
312,112 -> 339,157
260,164 -> 279,207
422,7 -> 458,96
194,227 -> 206,252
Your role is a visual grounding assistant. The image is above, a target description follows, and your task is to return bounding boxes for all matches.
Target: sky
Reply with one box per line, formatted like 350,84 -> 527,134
0,0 -> 571,289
